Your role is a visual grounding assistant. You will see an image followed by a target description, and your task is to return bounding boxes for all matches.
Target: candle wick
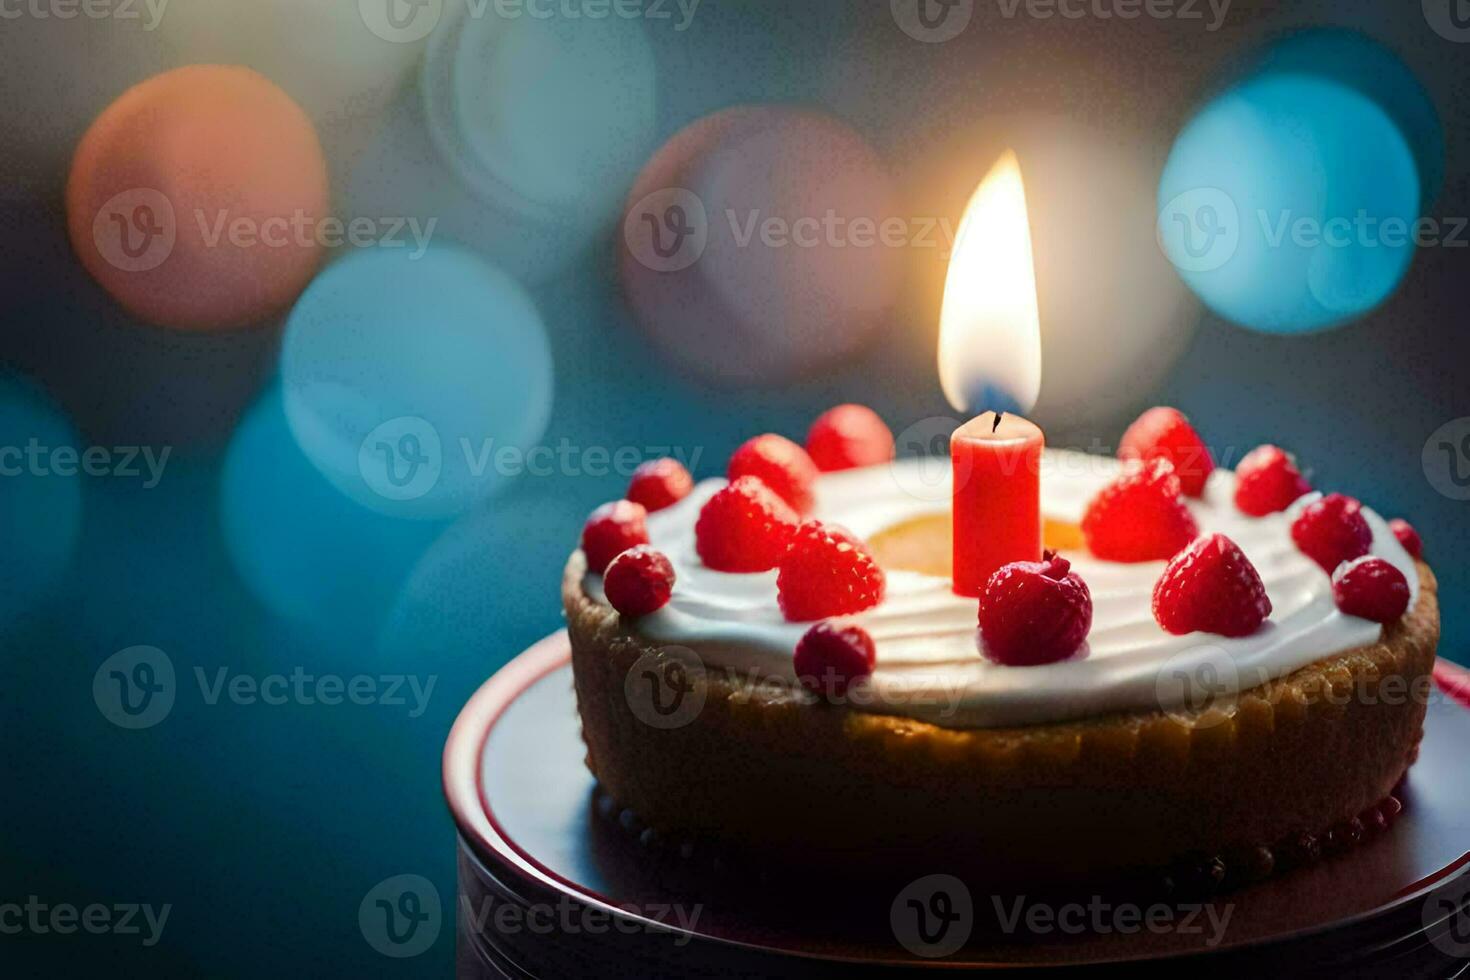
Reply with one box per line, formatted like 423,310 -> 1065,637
992,411 -> 1005,434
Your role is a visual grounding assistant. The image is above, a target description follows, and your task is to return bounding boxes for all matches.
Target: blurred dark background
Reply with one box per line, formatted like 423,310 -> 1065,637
1,0 -> 1466,975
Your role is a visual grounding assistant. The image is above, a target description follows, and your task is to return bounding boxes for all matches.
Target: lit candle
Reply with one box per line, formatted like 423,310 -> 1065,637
938,150 -> 1045,598
951,412 -> 1044,597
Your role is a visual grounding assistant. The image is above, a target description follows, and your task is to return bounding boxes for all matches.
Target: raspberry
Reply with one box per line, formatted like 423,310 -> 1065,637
1082,459 -> 1200,562
977,551 -> 1093,666
804,404 -> 894,472
1389,518 -> 1423,560
793,622 -> 876,698
603,546 -> 675,617
627,458 -> 694,513
728,434 -> 818,514
1152,533 -> 1272,637
1291,493 -> 1372,573
694,476 -> 799,572
1233,444 -> 1311,516
581,500 -> 648,573
1118,407 -> 1215,498
777,521 -> 885,621
1332,556 -> 1410,624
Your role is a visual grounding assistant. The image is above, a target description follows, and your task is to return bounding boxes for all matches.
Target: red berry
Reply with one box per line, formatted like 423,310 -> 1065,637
603,546 -> 675,617
1332,556 -> 1410,624
978,551 -> 1093,666
1389,518 -> 1423,560
627,458 -> 694,513
1118,407 -> 1215,498
694,476 -> 799,572
1291,493 -> 1372,573
1082,459 -> 1200,563
581,500 -> 649,573
805,404 -> 894,472
777,521 -> 885,621
1152,533 -> 1273,637
1233,445 -> 1311,516
728,434 -> 818,514
793,622 -> 876,697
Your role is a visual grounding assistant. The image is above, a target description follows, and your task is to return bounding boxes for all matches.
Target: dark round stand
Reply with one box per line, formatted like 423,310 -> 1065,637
445,633 -> 1470,977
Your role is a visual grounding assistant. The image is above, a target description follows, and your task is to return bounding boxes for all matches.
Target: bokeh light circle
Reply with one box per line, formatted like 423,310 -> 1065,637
0,375 -> 83,628
620,106 -> 900,385
280,245 -> 554,521
66,65 -> 329,331
221,387 -> 441,642
1158,74 -> 1419,334
1227,28 -> 1443,208
155,0 -> 428,122
423,2 -> 657,230
377,489 -> 586,665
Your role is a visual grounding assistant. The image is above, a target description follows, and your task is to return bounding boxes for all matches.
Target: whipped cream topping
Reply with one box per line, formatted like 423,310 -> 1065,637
585,450 -> 1418,728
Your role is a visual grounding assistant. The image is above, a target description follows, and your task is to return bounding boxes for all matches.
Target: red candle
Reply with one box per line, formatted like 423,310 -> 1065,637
951,411 -> 1044,598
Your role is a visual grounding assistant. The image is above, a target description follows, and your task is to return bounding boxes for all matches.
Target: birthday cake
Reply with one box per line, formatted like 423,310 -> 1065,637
564,406 -> 1438,887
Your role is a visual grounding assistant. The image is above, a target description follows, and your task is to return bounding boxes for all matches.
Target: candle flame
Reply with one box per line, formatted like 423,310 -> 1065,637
937,150 -> 1042,414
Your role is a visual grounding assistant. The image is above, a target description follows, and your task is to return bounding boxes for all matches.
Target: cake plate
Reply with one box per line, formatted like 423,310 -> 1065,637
445,632 -> 1470,978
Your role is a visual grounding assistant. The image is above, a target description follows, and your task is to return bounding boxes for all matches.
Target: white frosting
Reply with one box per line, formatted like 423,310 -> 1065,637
586,450 -> 1418,729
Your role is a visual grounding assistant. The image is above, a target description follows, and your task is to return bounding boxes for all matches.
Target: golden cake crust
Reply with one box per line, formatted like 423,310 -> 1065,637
565,554 -> 1439,880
